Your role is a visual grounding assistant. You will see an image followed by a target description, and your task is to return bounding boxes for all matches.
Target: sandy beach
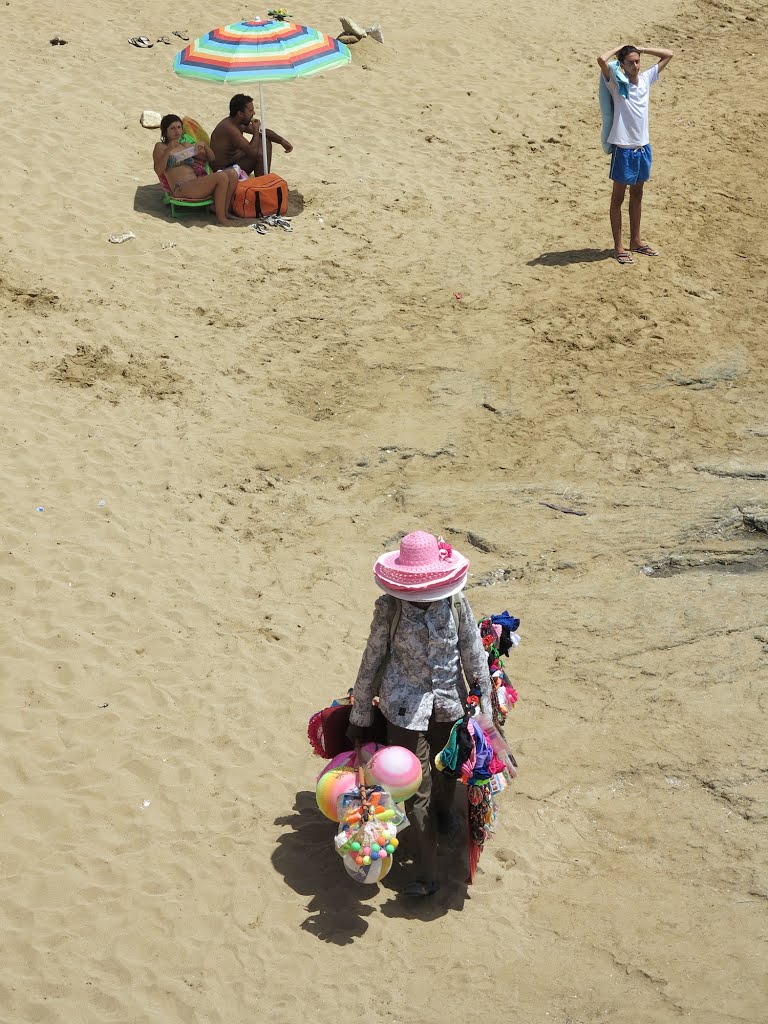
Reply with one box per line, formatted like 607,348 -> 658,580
2,0 -> 767,1020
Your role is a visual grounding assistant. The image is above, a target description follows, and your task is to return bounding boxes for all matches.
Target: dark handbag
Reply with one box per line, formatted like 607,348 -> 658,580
307,703 -> 388,759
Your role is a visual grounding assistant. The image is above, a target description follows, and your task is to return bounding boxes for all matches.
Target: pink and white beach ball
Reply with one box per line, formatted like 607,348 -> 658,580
364,745 -> 422,801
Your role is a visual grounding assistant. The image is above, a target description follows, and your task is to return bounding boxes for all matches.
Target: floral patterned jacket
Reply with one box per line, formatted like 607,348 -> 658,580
349,593 -> 492,732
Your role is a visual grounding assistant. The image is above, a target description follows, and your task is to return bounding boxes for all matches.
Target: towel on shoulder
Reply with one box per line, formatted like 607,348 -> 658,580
599,59 -> 629,154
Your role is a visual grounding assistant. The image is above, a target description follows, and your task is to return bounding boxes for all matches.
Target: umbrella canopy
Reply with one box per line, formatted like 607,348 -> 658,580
173,18 -> 351,83
173,18 -> 350,173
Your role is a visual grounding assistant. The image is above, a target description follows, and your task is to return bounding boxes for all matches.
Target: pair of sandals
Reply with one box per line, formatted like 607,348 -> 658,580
615,244 -> 659,265
50,36 -> 68,45
129,30 -> 188,48
251,214 -> 293,234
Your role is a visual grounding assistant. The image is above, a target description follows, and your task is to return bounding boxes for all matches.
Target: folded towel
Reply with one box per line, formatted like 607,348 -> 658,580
599,60 -> 630,154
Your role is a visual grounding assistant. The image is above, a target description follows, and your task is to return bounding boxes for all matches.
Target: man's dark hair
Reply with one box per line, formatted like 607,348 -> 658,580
229,94 -> 253,118
160,114 -> 182,143
617,45 -> 640,64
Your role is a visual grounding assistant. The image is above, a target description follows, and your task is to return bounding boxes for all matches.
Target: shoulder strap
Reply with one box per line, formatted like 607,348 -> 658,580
450,592 -> 462,632
388,598 -> 401,650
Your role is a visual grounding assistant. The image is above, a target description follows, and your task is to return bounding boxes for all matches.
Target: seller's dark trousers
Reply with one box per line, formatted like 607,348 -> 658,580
386,718 -> 457,881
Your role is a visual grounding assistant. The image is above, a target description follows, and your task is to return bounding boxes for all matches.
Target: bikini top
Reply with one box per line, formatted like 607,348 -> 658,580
166,148 -> 197,170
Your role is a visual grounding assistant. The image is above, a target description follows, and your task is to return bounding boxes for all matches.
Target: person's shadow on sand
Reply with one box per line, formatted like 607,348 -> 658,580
273,792 -> 468,942
528,248 -> 614,266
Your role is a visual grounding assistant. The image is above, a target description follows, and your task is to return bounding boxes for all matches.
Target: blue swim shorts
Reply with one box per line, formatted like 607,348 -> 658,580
609,144 -> 652,185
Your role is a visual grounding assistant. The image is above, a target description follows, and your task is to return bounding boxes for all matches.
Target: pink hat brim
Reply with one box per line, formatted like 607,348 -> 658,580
374,562 -> 468,593
375,574 -> 467,602
373,548 -> 469,588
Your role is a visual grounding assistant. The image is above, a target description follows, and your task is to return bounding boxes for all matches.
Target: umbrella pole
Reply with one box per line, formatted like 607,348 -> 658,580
259,83 -> 269,176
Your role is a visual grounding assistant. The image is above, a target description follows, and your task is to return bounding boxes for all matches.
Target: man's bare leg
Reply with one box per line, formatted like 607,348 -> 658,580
629,182 -> 659,254
238,137 -> 274,176
629,183 -> 644,249
610,181 -> 631,259
257,138 -> 273,176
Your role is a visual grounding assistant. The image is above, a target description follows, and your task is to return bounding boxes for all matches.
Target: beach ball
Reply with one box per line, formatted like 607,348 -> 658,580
364,745 -> 422,801
315,765 -> 358,821
324,749 -> 356,772
343,851 -> 393,885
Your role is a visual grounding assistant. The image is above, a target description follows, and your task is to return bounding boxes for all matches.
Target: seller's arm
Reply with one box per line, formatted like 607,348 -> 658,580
348,596 -> 392,728
637,45 -> 674,73
457,595 -> 493,718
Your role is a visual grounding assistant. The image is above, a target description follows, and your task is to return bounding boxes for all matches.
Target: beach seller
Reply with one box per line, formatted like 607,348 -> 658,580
346,531 -> 493,896
597,43 -> 673,264
210,94 -> 293,178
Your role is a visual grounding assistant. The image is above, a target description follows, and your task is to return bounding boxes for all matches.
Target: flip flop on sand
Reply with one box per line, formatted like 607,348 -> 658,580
172,30 -> 190,41
157,35 -> 171,44
49,36 -> 68,45
263,214 -> 293,232
631,244 -> 660,256
129,36 -> 153,47
614,251 -> 634,265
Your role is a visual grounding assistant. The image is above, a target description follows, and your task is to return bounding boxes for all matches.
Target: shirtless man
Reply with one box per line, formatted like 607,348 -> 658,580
597,43 -> 673,264
210,94 -> 293,177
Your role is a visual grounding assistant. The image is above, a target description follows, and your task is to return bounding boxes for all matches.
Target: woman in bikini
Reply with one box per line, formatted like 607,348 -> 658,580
153,114 -> 239,225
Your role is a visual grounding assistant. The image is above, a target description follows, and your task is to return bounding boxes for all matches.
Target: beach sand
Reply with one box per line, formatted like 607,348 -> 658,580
2,0 -> 767,1020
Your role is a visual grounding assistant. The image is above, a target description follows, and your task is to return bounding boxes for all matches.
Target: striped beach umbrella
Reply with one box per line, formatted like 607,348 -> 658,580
173,18 -> 351,172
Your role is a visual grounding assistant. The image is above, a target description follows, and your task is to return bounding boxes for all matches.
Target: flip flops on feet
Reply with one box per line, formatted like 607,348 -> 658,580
129,36 -> 153,47
631,244 -> 660,256
614,251 -> 634,265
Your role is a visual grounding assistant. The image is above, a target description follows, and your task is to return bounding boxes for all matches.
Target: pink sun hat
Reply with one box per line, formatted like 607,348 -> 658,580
373,531 -> 469,599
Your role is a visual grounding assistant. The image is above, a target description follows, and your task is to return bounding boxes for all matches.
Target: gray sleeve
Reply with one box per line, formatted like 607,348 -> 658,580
349,595 -> 394,727
457,594 -> 493,715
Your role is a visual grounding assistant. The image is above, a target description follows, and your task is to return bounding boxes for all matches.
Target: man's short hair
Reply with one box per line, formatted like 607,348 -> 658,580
229,94 -> 253,118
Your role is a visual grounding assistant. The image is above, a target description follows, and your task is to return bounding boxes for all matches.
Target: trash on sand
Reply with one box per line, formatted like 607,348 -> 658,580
109,231 -> 136,244
142,799 -> 151,808
36,506 -> 44,512
98,499 -> 106,507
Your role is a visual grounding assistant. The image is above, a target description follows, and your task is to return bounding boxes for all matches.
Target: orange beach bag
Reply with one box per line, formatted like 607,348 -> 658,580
232,174 -> 288,218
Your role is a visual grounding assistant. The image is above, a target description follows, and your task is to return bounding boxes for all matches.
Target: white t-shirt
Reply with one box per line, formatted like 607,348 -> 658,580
607,64 -> 659,148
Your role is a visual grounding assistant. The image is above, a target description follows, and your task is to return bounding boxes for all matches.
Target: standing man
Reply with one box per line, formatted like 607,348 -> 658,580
210,94 -> 293,177
597,43 -> 673,264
